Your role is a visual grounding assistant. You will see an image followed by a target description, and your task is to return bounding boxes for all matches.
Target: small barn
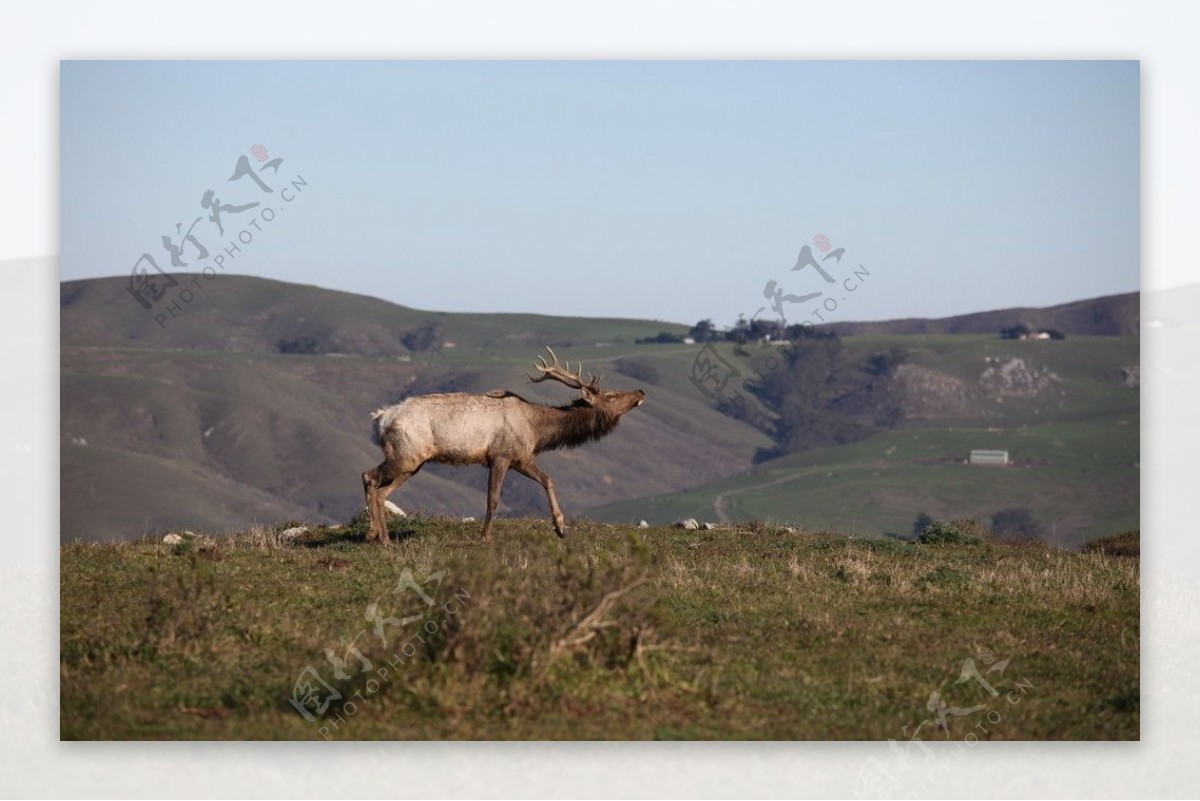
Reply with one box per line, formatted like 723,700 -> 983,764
969,449 -> 1009,466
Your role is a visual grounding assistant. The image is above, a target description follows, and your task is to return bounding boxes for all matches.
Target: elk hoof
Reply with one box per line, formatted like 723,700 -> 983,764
554,524 -> 567,539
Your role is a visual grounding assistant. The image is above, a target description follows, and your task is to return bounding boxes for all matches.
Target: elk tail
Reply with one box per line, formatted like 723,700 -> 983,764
369,408 -> 389,447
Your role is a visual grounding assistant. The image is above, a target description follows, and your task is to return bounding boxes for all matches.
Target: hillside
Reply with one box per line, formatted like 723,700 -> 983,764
590,335 -> 1140,548
59,273 -> 691,356
61,275 -> 1138,545
60,275 -> 768,541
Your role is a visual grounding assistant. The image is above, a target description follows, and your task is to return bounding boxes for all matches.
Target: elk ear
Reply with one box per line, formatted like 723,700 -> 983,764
579,386 -> 599,406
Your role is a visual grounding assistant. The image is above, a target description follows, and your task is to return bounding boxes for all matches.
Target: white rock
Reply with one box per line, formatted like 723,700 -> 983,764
674,518 -> 700,530
702,522 -> 719,530
462,517 -> 476,523
280,526 -> 308,540
384,500 -> 407,518
638,520 -> 650,529
162,532 -> 184,545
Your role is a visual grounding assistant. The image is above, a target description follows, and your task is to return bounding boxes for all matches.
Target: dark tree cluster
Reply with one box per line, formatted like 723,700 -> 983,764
680,317 -> 835,346
635,331 -> 685,344
748,334 -> 907,461
277,335 -> 324,354
402,321 -> 444,352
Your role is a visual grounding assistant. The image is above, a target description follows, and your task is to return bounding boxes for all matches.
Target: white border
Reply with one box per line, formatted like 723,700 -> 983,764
3,1 -> 1190,797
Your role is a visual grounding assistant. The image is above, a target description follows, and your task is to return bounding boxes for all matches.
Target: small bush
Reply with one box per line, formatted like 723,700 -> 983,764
949,517 -> 994,541
916,521 -> 983,546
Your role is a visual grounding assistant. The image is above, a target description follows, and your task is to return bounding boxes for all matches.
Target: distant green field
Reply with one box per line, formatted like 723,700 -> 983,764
590,416 -> 1138,547
589,336 -> 1139,548
60,518 -> 1139,741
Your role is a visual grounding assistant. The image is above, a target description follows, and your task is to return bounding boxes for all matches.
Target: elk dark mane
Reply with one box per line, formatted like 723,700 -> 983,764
536,401 -> 624,452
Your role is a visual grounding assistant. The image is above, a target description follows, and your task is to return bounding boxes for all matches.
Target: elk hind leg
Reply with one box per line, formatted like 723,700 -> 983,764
362,460 -> 416,545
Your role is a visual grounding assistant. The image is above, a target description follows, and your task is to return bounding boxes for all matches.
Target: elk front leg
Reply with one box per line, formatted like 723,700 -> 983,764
513,459 -> 566,538
482,459 -> 510,544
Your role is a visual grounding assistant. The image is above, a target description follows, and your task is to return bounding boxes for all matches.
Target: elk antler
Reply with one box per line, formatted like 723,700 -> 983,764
527,346 -> 604,390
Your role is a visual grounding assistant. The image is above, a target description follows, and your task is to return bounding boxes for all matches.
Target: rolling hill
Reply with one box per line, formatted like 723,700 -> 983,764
61,275 -> 1139,545
823,291 -> 1138,337
60,275 -> 769,541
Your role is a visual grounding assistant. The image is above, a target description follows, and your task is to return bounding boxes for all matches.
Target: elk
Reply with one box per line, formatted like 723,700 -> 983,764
362,347 -> 646,544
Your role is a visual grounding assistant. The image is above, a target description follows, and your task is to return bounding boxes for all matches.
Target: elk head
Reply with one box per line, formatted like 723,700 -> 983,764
528,346 -> 646,417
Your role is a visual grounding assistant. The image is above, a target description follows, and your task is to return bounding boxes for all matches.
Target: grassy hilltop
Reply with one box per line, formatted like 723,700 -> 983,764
61,518 -> 1139,741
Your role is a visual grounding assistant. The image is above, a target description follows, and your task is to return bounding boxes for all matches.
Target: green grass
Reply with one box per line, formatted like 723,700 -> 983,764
61,518 -> 1139,740
591,414 -> 1139,548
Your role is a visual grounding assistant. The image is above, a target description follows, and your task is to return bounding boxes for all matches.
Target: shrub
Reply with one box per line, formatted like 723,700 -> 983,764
916,521 -> 983,546
949,517 -> 994,541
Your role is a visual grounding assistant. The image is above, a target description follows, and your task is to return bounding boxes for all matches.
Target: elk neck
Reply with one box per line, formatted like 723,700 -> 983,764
534,399 -> 623,453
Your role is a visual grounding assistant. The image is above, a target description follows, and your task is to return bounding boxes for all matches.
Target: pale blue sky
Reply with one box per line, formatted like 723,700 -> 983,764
60,60 -> 1138,326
